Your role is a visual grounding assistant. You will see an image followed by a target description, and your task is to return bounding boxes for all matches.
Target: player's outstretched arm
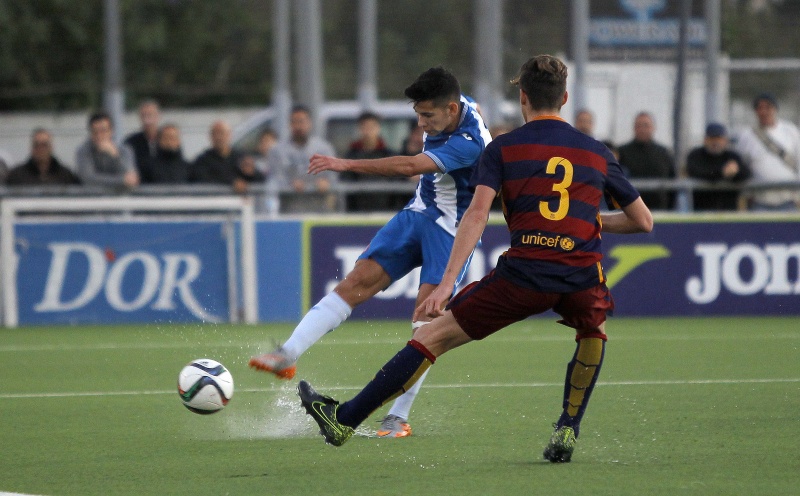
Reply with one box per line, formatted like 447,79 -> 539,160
600,197 -> 653,234
307,154 -> 349,174
414,185 -> 496,320
308,153 -> 439,178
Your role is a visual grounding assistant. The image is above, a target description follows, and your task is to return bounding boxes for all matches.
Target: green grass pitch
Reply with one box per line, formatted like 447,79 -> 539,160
1,317 -> 798,495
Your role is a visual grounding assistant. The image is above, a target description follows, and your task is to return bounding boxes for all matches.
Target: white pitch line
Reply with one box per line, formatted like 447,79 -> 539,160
1,332 -> 798,353
2,377 -> 798,400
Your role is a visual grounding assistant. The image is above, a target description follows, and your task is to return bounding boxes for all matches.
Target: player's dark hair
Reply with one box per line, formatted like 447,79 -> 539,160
404,67 -> 461,107
512,55 -> 568,111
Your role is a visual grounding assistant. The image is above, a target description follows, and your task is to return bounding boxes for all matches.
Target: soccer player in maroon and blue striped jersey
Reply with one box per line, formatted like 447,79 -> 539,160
297,55 -> 653,462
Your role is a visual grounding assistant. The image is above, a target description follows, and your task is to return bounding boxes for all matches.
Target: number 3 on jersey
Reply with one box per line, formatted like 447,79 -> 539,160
539,156 -> 573,221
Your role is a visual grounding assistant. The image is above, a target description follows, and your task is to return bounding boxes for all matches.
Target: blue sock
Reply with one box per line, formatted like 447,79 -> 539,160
337,341 -> 435,428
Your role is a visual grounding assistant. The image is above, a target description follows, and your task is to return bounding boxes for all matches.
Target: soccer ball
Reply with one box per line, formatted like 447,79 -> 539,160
178,359 -> 234,414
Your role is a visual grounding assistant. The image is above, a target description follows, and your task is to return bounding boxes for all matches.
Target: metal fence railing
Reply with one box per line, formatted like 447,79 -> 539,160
1,179 -> 798,214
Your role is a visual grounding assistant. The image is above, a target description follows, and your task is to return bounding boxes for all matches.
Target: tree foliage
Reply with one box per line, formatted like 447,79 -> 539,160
0,0 -> 796,111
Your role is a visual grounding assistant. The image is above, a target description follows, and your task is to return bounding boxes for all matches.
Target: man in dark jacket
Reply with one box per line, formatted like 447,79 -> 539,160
618,111 -> 676,210
6,128 -> 80,186
191,120 -> 261,193
686,123 -> 751,211
147,124 -> 191,184
190,120 -> 243,184
124,99 -> 161,182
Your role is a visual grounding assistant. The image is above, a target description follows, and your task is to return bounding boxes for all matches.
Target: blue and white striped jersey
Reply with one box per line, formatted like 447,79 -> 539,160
405,96 -> 492,236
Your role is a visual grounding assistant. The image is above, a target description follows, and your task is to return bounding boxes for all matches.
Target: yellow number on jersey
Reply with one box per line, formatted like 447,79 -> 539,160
539,156 -> 573,221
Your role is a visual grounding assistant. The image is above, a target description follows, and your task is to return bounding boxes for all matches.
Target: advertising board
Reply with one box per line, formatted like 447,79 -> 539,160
15,221 -> 230,324
307,217 -> 800,320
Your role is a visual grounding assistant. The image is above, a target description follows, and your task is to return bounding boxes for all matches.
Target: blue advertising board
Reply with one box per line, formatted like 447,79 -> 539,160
307,217 -> 800,320
256,220 -> 302,322
11,215 -> 800,326
603,219 -> 800,316
16,221 -> 230,325
307,221 -> 514,320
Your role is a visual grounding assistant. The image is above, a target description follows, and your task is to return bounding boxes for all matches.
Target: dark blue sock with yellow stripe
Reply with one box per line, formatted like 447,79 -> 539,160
336,340 -> 435,429
556,333 -> 606,437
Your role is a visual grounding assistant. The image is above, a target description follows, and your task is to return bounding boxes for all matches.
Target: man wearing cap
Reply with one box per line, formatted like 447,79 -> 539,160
735,93 -> 800,211
686,123 -> 750,211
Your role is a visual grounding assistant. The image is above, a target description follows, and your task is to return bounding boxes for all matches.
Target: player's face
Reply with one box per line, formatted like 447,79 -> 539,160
413,100 -> 457,136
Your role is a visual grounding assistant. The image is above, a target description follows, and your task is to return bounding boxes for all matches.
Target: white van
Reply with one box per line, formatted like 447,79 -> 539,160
232,100 -> 417,157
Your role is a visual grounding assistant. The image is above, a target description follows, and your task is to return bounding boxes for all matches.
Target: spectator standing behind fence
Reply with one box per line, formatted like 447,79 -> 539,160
398,122 -> 426,191
145,124 -> 191,184
686,123 -> 750,211
124,99 -> 161,183
489,122 -> 514,138
401,121 -> 425,156
341,111 -> 405,211
574,108 -> 594,136
268,105 -> 337,212
6,128 -> 80,186
237,154 -> 267,185
0,148 -> 12,183
75,111 -> 139,189
254,128 -> 278,176
618,111 -> 676,210
190,120 -> 257,194
734,93 -> 800,211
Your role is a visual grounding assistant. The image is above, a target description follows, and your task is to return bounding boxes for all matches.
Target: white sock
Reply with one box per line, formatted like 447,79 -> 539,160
281,292 -> 352,360
387,320 -> 431,421
388,368 -> 430,421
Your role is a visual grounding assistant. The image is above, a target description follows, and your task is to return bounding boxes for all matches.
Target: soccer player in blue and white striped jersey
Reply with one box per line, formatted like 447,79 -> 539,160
250,67 -> 491,437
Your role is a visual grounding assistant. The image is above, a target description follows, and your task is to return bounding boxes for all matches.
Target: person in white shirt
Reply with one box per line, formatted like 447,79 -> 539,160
271,107 -> 336,190
735,93 -> 800,210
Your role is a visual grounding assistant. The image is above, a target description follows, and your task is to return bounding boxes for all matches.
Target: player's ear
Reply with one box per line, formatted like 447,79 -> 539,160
562,91 -> 569,107
519,89 -> 528,107
448,101 -> 460,116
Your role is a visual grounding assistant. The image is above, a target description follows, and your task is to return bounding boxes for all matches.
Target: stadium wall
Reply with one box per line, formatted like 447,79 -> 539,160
5,213 -> 800,327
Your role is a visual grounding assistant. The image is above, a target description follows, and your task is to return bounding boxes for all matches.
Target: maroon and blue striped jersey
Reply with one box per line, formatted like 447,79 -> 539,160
471,116 -> 640,292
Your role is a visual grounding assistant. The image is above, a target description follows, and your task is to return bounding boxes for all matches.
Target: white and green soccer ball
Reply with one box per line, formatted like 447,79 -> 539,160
178,359 -> 234,414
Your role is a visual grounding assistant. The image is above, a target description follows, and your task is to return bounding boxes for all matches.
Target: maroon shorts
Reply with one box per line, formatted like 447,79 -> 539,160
447,271 -> 614,340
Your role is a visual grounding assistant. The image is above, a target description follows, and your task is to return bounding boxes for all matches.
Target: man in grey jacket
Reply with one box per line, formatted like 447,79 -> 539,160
75,111 -> 139,189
